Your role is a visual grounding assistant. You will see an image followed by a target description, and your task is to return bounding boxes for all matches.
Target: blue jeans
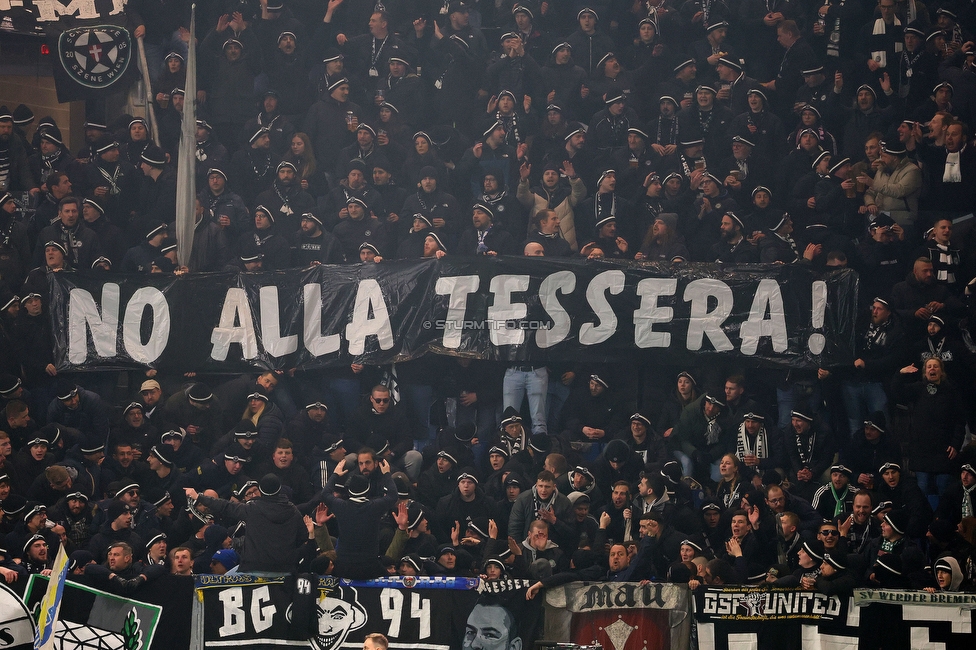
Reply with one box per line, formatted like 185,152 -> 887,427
916,471 -> 950,511
672,451 -> 693,478
840,380 -> 888,438
776,384 -> 823,434
503,368 -> 549,435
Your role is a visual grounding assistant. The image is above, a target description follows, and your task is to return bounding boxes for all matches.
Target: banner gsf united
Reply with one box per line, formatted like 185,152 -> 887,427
50,258 -> 859,372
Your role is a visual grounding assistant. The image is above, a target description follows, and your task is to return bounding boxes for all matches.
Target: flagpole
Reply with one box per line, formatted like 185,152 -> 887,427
175,4 -> 198,269
34,543 -> 69,650
136,36 -> 162,147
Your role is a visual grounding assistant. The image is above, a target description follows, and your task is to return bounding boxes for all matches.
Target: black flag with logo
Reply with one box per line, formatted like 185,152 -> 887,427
0,0 -> 139,102
49,19 -> 138,102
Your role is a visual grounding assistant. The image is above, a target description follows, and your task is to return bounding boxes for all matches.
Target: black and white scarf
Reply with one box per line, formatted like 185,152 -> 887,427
655,115 -> 678,146
863,318 -> 891,352
794,430 -> 816,467
962,483 -> 975,519
736,422 -> 767,462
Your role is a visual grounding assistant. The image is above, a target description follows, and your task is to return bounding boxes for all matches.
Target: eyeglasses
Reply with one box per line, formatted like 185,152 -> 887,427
819,529 -> 839,536
126,490 -> 139,496
372,397 -> 390,404
767,497 -> 786,505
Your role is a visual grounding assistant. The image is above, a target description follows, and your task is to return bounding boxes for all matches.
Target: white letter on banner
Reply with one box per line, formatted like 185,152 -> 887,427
121,287 -> 169,363
434,275 -> 480,348
210,288 -> 258,361
217,587 -> 246,636
684,279 -> 734,352
488,275 -> 530,346
302,284 -> 341,356
259,286 -> 298,358
536,271 -> 575,349
634,278 -> 677,348
68,284 -> 119,364
579,270 -> 625,345
250,585 -> 276,633
740,279 -> 788,355
380,588 -> 403,636
32,0 -> 99,21
346,279 -> 395,355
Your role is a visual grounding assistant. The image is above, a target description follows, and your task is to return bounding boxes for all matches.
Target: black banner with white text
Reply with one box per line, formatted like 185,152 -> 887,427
49,259 -> 859,372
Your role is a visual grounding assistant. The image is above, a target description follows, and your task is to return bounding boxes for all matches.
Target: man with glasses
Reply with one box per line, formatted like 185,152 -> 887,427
347,385 -> 420,481
817,520 -> 846,555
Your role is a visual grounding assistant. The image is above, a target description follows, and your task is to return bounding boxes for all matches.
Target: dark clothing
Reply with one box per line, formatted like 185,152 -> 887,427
196,492 -> 308,572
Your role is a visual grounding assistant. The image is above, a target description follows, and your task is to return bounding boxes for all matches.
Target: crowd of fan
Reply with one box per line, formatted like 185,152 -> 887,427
2,0 -> 976,603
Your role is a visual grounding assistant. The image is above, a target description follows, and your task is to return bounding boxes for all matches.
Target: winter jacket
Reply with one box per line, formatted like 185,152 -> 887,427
197,492 -> 308,572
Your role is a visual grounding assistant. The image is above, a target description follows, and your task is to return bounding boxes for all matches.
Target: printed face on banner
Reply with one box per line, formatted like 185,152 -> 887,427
463,603 -> 522,650
313,587 -> 367,650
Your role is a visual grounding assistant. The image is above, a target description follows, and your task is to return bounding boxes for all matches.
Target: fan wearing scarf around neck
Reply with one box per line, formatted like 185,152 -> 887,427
936,464 -> 976,524
895,356 -> 964,511
715,454 -> 744,510
785,410 -> 833,502
735,413 -> 786,490
811,465 -> 860,519
863,0 -> 903,72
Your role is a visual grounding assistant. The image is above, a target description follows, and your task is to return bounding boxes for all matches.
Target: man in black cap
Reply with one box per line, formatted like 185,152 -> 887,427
198,168 -> 249,246
456,203 -> 517,255
713,211 -> 758,262
120,221 -> 169,273
87,500 -> 144,563
28,124 -> 75,191
314,457 -> 398,578
586,93 -> 640,168
199,27 -> 260,151
565,8 -> 613,75
186,472 -> 306,573
0,106 -> 37,196
678,85 -> 734,164
80,197 -> 125,267
783,409 -> 834,501
841,411 -> 900,491
132,144 -> 177,241
338,124 -> 385,178
46,379 -> 110,448
458,120 -> 520,199
243,91 -> 298,158
324,161 -> 387,231
577,169 -> 632,246
162,383 -> 225,450
812,464 -> 860,520
563,374 -> 625,462
304,77 -> 362,169
333,196 -> 388,261
856,213 -> 910,302
401,166 -> 462,239
229,126 -> 281,208
434,469 -> 500,542
254,161 -> 316,235
673,392 -> 732,483
193,121 -> 230,189
32,196 -> 102,271
84,135 -> 141,226
372,47 -> 424,127
293,212 -> 344,266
